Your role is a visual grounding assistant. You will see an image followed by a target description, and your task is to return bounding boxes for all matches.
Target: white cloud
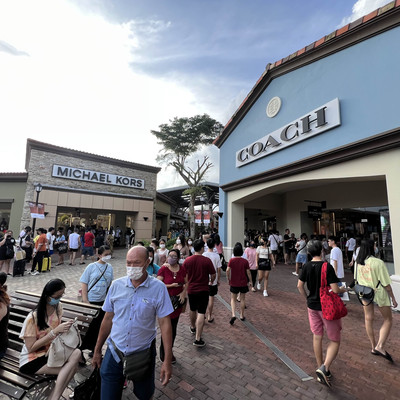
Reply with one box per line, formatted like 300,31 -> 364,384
339,0 -> 389,26
0,0 -> 206,188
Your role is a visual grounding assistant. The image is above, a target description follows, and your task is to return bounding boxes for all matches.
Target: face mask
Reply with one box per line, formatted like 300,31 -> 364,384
127,266 -> 144,280
101,255 -> 112,262
160,244 -> 165,249
250,244 -> 256,248
188,240 -> 192,245
168,257 -> 178,266
149,257 -> 153,262
49,297 -> 61,306
176,239 -> 181,245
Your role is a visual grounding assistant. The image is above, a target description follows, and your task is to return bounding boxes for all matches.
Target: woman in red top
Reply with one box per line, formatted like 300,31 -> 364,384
226,243 -> 251,324
157,248 -> 187,364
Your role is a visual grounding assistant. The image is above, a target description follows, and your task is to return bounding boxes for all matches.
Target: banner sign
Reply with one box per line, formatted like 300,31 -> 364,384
203,210 -> 211,224
195,210 -> 202,224
29,202 -> 45,219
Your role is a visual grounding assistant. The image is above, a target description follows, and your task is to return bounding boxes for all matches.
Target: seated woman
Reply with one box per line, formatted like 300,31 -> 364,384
0,272 -> 10,360
19,279 -> 81,400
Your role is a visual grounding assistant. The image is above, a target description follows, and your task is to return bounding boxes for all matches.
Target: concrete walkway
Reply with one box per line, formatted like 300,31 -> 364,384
4,248 -> 400,399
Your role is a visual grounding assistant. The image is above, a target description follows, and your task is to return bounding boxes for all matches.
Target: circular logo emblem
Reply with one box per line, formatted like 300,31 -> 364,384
266,97 -> 281,118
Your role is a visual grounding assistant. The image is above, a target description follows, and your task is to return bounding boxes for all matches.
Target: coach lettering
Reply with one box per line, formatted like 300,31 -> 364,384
236,99 -> 340,167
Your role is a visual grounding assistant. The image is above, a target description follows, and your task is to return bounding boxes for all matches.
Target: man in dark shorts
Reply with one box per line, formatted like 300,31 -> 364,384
183,239 -> 215,347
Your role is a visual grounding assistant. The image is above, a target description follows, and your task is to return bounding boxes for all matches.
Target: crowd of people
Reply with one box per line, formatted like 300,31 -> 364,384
0,225 -> 398,398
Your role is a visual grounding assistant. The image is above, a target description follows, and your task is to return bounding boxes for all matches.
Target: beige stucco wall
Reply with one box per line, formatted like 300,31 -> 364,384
0,181 -> 27,235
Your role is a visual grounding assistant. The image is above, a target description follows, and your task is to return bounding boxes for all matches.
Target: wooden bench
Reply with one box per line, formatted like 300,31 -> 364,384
0,290 -> 101,399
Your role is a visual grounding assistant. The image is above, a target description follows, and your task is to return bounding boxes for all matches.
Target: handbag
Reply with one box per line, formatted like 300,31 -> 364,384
73,367 -> 101,400
47,322 -> 82,367
111,339 -> 154,382
170,295 -> 186,310
319,262 -> 348,320
354,263 -> 380,306
15,247 -> 26,261
57,243 -> 68,254
5,245 -> 14,259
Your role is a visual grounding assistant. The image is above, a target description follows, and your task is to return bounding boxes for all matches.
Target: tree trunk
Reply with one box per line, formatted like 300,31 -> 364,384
189,193 -> 196,238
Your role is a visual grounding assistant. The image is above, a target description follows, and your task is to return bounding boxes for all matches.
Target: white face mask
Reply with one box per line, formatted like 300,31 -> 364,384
149,257 -> 153,262
188,240 -> 192,245
176,239 -> 181,244
101,255 -> 112,262
127,266 -> 144,280
160,244 -> 165,249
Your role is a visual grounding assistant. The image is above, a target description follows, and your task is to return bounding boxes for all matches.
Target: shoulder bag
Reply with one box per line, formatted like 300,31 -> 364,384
354,262 -> 380,306
47,321 -> 82,367
111,338 -> 155,382
320,262 -> 348,320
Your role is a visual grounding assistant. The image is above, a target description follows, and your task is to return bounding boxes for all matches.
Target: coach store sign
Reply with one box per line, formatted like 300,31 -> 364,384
52,165 -> 145,189
236,98 -> 341,167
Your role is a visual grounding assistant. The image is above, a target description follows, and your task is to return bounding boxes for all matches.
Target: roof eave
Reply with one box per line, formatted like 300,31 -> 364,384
214,2 -> 400,148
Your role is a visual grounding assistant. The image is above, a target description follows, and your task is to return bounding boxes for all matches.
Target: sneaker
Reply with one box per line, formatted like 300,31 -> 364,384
316,364 -> 331,388
189,326 -> 196,334
292,272 -> 298,276
193,339 -> 206,347
171,355 -> 176,364
31,271 -> 39,276
256,282 -> 261,290
263,290 -> 268,297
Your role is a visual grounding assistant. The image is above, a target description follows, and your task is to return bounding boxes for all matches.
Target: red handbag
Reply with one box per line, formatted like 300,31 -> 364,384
320,262 -> 348,320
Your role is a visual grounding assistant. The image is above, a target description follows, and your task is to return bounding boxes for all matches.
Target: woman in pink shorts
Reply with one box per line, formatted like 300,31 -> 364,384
297,240 -> 348,388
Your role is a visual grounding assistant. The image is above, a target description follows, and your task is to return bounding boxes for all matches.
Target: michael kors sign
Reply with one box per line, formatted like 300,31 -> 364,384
52,165 -> 145,189
236,98 -> 341,167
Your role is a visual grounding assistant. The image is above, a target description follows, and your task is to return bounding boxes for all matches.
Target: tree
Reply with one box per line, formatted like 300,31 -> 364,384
151,114 -> 223,237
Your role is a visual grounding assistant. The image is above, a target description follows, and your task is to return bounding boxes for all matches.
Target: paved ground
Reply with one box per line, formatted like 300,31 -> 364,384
4,248 -> 400,399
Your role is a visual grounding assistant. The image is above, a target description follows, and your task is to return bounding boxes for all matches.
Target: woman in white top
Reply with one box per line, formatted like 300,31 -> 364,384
256,238 -> 272,297
157,239 -> 169,265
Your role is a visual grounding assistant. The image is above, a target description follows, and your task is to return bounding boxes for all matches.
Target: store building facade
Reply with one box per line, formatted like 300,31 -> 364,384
214,4 -> 400,304
1,139 -> 160,242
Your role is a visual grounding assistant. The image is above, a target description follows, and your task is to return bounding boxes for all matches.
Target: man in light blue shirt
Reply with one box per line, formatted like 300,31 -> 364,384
93,246 -> 173,400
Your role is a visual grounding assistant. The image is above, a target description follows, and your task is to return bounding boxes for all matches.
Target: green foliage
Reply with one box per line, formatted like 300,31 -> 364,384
151,114 -> 223,164
166,237 -> 177,250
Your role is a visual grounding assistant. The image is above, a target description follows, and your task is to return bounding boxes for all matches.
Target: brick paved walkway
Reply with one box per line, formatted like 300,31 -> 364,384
4,249 -> 400,399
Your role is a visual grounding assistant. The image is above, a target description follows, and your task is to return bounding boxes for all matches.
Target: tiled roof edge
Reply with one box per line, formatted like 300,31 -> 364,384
214,1 -> 398,148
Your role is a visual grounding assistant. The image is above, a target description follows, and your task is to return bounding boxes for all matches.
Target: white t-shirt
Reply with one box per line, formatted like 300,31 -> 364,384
46,232 -> 55,251
330,246 -> 344,279
68,232 -> 80,249
203,251 -> 222,286
256,246 -> 270,259
346,238 -> 356,251
268,234 -> 280,251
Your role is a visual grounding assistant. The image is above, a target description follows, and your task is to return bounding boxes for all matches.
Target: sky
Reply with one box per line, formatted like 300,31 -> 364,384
0,0 -> 389,188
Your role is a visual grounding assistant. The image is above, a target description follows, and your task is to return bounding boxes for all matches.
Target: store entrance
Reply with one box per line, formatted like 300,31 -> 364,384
56,208 -> 115,232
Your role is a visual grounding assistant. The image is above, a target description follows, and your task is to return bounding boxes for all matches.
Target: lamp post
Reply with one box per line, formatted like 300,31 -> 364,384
31,183 -> 43,233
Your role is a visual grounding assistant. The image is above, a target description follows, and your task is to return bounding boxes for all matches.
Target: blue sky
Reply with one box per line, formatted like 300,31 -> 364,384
0,0 -> 388,187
